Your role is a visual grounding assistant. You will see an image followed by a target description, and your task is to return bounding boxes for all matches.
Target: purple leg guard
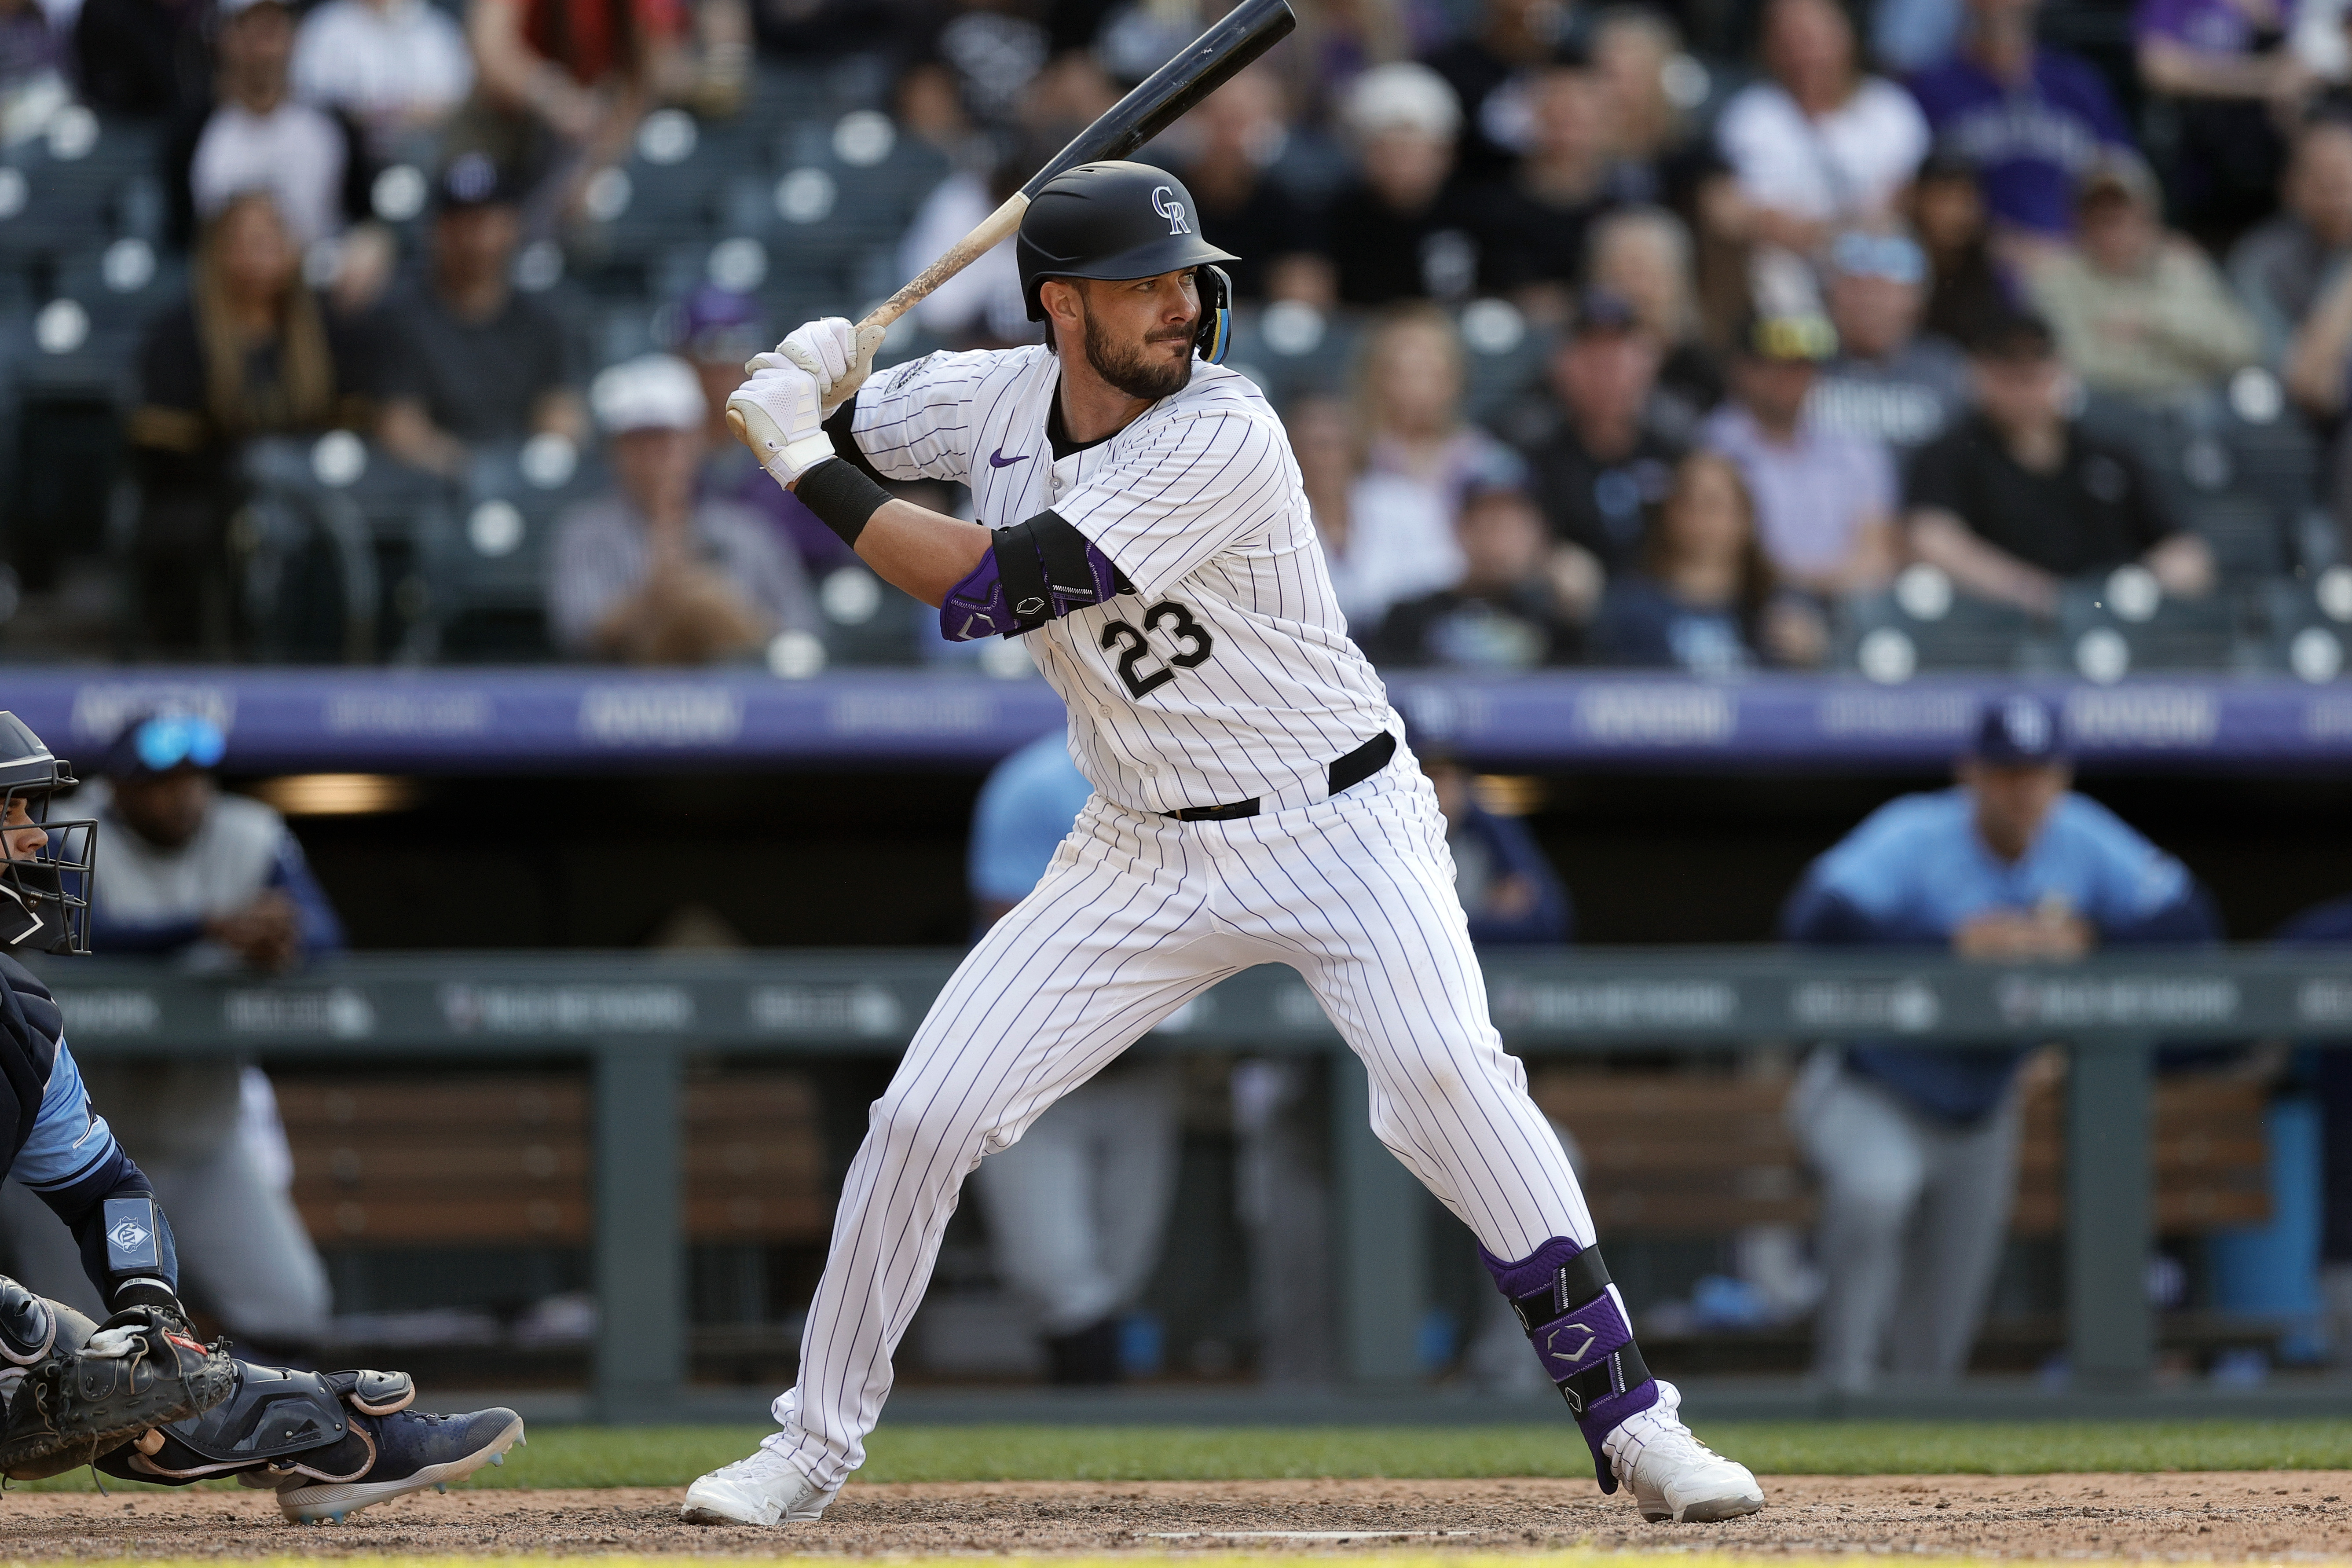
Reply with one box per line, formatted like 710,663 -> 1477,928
1482,1236 -> 1659,1492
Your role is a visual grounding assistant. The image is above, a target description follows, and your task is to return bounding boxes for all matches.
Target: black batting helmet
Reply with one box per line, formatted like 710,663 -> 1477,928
1017,161 -> 1239,362
0,712 -> 95,955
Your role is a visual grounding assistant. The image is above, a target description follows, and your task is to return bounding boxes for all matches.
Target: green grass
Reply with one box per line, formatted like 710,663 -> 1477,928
25,1420 -> 2352,1494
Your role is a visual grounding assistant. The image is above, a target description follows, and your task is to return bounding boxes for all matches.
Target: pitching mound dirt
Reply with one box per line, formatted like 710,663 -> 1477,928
5,1472 -> 2352,1559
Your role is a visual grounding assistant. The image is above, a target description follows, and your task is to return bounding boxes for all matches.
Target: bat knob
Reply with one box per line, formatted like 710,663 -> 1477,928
725,407 -> 749,446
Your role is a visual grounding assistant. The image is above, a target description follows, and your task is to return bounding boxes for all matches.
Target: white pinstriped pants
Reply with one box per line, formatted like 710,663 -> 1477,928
770,747 -> 1597,1487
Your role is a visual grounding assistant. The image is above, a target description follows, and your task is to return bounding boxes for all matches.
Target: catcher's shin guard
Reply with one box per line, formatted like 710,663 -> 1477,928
95,1366 -> 415,1485
0,1304 -> 234,1479
1483,1237 -> 1660,1492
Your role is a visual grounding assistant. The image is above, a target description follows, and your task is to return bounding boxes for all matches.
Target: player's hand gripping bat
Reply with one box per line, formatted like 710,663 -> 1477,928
726,0 -> 1297,449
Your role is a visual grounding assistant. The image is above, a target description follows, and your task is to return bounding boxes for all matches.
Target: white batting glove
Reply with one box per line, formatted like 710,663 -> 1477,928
727,361 -> 834,488
748,317 -> 885,419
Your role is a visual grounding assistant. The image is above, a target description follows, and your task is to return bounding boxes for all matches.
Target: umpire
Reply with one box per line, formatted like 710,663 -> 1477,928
1780,695 -> 2217,1389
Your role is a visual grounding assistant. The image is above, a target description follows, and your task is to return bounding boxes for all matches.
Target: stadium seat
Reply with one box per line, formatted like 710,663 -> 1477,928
813,561 -> 920,667
1220,301 -> 1360,409
1835,569 -> 2055,677
2254,568 -> 2352,681
242,434 -> 459,661
2182,491 -> 2290,579
421,436 -> 608,661
2058,575 -> 2244,678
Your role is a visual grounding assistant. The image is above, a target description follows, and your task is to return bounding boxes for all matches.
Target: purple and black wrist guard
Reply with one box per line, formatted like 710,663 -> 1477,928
1483,1237 -> 1657,1491
941,509 -> 1132,641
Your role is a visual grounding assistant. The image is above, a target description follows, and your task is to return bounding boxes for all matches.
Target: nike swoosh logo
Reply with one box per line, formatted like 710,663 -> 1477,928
988,448 -> 1032,468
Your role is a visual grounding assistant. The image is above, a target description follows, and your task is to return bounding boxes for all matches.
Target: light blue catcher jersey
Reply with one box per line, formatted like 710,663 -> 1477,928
14,1037 -> 117,1194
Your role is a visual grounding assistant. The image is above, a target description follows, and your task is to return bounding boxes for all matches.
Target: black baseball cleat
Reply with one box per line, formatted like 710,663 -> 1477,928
277,1406 -> 524,1524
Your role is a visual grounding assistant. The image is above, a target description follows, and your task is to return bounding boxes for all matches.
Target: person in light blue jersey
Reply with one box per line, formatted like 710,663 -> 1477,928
965,731 -> 1181,1385
1780,694 -> 2216,1389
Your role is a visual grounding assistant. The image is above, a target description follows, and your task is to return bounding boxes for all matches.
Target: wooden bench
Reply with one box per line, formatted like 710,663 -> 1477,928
1528,1062 -> 2271,1238
272,1070 -> 831,1248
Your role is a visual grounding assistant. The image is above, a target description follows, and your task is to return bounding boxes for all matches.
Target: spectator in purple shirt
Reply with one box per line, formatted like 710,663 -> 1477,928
2135,0 -> 2314,242
1905,0 -> 2134,242
676,284 -> 857,577
1704,311 -> 1901,597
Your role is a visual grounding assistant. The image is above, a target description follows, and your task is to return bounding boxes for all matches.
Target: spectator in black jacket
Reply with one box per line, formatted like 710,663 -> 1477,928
1509,289 -> 1687,580
1904,310 -> 2213,613
126,191 -> 390,654
1374,453 -> 1585,669
1323,62 -> 1482,306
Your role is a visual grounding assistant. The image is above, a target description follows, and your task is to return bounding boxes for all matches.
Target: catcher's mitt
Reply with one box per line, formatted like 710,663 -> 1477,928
0,1306 -> 235,1479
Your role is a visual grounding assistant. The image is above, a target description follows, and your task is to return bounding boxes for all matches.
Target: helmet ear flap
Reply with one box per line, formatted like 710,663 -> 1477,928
1193,265 -> 1233,365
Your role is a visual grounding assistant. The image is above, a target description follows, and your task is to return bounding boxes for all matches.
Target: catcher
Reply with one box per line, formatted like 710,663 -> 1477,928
0,711 -> 523,1522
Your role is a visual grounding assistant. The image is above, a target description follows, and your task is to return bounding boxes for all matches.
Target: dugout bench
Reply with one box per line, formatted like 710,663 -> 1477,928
35,948 -> 2348,1417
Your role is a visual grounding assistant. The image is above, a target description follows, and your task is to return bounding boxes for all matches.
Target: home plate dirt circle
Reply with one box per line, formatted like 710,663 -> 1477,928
4,1472 -> 2351,1558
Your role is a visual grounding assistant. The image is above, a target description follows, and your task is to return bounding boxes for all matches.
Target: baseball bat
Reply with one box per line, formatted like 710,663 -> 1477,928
729,0 -> 1295,446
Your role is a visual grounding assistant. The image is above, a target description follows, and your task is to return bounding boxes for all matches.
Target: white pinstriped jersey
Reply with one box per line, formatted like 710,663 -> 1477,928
848,344 -> 1398,816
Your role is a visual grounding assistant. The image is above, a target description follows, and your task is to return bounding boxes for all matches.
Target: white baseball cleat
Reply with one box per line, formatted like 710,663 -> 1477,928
1617,1426 -> 1766,1523
681,1443 -> 833,1526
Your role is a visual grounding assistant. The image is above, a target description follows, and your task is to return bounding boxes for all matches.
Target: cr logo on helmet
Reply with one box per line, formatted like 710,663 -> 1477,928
1150,186 -> 1190,236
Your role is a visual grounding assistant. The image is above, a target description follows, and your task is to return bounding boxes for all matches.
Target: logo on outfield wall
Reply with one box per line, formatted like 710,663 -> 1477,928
2063,688 -> 2219,748
442,984 -> 693,1033
1792,979 -> 1940,1033
1572,686 -> 1735,746
1995,975 -> 2238,1027
70,683 -> 233,741
750,985 -> 901,1036
2299,979 -> 2352,1024
326,690 -> 493,736
50,989 -> 160,1034
1492,981 -> 1737,1031
225,987 -> 376,1038
578,686 -> 743,746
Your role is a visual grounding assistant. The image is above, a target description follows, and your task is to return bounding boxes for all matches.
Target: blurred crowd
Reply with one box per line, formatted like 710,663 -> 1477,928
7,0 -> 2352,672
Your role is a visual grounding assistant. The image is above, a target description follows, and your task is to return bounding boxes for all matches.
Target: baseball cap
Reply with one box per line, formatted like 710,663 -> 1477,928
1570,288 -> 1640,337
1966,307 -> 2057,363
1737,310 -> 1837,362
591,353 -> 707,435
1827,229 -> 1926,286
1972,695 -> 2066,765
669,284 -> 766,363
436,151 -> 514,212
1458,443 -> 1533,506
1343,62 -> 1462,142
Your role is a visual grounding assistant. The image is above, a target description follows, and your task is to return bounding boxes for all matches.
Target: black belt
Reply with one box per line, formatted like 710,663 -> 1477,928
1163,731 -> 1397,822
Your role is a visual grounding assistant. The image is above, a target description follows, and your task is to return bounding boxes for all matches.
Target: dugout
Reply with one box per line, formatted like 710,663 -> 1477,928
6,667 -> 2349,1405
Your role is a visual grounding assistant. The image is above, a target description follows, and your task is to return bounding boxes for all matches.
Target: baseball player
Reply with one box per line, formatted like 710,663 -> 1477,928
687,160 -> 1763,1527
0,712 -> 522,1521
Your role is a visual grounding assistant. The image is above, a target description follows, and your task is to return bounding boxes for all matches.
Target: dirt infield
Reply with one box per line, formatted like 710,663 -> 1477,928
7,1472 -> 2352,1559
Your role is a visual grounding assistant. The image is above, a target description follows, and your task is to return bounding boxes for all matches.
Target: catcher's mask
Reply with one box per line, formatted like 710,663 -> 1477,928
0,711 -> 94,955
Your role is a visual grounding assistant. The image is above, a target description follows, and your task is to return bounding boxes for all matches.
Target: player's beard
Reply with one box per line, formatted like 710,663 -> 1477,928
1081,301 -> 1194,402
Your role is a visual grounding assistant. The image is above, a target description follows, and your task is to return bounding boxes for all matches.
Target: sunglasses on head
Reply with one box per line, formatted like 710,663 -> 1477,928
133,714 -> 226,772
1831,232 -> 1926,285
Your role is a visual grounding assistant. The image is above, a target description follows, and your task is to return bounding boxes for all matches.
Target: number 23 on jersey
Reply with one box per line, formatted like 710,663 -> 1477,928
1100,601 -> 1216,701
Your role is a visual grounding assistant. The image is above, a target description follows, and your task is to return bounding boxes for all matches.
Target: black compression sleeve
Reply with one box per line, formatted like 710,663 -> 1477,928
821,395 -> 889,484
796,459 -> 891,548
